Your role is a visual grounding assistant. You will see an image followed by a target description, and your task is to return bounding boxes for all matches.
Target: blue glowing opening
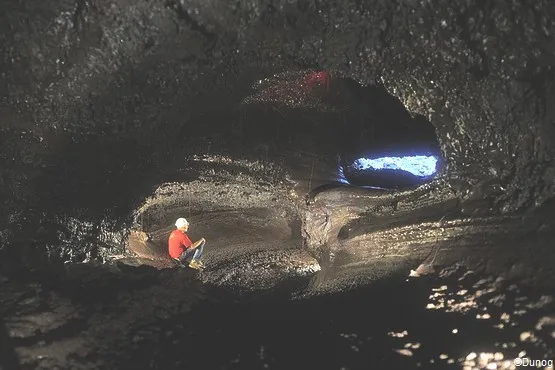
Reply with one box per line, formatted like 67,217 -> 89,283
352,155 -> 438,177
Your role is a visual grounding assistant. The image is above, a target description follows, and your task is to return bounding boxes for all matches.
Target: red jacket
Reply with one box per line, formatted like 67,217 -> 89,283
168,229 -> 193,259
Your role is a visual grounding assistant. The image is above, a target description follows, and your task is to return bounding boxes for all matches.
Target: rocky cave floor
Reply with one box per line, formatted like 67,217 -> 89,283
1,153 -> 555,370
1,165 -> 555,370
1,258 -> 555,370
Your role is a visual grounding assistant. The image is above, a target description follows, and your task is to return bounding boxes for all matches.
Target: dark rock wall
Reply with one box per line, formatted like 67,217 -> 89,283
240,0 -> 555,212
1,0 -> 554,261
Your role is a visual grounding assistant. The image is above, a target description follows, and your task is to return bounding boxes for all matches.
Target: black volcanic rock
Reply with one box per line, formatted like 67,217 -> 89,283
1,2 -> 555,368
0,0 -> 554,282
1,0 -> 553,216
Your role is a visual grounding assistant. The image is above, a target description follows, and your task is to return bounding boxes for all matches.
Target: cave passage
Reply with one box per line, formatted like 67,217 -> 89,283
332,80 -> 442,189
241,72 -> 443,189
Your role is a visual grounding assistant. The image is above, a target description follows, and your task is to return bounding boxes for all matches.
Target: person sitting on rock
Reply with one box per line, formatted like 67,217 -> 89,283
168,217 -> 206,270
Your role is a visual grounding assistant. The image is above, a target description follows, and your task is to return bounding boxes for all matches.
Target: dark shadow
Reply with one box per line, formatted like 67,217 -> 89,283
0,320 -> 21,370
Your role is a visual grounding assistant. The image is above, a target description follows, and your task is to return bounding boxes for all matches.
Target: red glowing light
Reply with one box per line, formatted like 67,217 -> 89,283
304,71 -> 330,91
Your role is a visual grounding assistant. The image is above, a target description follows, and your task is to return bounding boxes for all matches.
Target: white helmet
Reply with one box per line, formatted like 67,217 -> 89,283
175,218 -> 189,228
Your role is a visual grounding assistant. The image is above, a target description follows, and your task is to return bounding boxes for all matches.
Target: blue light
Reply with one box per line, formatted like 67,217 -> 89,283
352,155 -> 438,177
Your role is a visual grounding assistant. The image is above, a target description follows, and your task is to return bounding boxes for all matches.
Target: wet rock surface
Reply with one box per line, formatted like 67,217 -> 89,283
304,182 -> 555,286
0,264 -> 204,369
2,265 -> 554,369
1,0 -> 555,369
119,154 -> 321,292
